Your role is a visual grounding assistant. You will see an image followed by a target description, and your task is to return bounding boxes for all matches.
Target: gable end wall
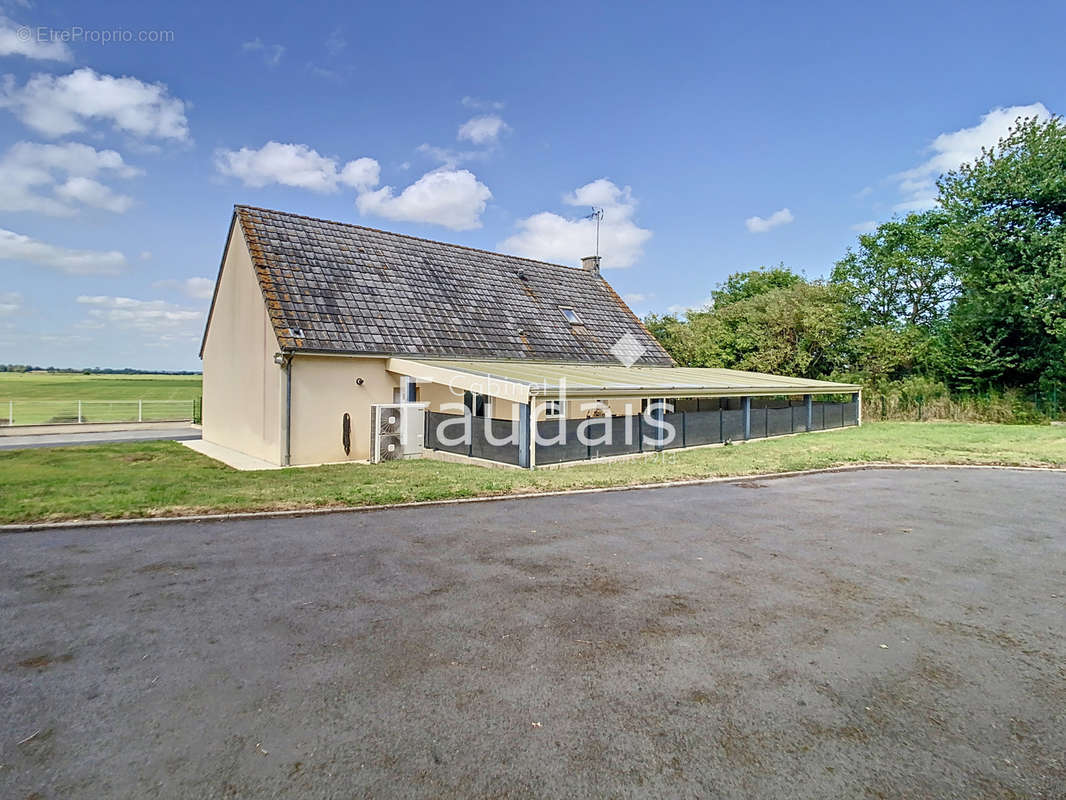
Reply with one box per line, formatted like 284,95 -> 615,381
201,225 -> 282,463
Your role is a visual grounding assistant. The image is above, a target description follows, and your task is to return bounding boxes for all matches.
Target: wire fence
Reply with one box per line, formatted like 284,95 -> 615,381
425,399 -> 860,467
1,399 -> 197,426
863,387 -> 1064,424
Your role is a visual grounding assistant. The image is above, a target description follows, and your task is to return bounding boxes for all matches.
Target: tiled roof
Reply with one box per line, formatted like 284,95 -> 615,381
206,205 -> 674,365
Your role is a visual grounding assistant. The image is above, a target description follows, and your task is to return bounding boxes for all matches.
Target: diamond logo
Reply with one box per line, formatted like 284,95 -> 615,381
610,332 -> 646,367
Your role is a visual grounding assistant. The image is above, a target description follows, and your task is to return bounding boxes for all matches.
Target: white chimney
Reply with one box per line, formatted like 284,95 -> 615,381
581,255 -> 601,274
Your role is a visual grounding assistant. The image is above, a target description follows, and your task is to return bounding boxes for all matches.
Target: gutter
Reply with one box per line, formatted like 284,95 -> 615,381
277,351 -> 292,467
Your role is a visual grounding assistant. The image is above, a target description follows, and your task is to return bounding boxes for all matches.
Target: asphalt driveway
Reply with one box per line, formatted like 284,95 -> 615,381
1,468 -> 1063,799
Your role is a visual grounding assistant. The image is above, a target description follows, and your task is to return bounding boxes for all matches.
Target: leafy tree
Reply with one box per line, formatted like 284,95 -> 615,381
710,264 -> 804,308
850,324 -> 935,385
831,212 -> 959,328
684,281 -> 851,378
936,114 -> 1066,385
930,306 -> 1020,393
642,313 -> 692,365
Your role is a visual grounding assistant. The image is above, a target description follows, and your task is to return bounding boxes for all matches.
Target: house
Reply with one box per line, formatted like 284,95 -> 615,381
199,205 -> 860,468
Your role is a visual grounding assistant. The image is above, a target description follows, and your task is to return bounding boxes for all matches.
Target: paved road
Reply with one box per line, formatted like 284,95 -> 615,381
0,427 -> 200,450
1,468 -> 1064,799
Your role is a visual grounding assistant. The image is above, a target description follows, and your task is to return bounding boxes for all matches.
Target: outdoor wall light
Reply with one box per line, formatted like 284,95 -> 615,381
273,352 -> 287,366
355,377 -> 365,386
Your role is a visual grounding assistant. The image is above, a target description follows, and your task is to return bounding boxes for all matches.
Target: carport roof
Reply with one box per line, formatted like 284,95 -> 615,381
388,358 -> 861,401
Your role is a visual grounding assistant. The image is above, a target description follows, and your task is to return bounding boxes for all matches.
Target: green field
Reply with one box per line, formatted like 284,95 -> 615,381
0,373 -> 202,425
1,421 -> 1063,524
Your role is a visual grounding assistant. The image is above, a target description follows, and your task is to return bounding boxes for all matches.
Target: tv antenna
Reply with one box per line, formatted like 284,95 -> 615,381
584,207 -> 604,257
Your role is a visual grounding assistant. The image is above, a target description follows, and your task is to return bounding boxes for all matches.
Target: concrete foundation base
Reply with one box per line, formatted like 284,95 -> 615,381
183,439 -> 283,471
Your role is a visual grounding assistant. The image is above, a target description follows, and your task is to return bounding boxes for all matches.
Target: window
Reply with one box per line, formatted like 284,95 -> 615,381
464,391 -> 490,418
543,400 -> 562,417
559,307 -> 582,324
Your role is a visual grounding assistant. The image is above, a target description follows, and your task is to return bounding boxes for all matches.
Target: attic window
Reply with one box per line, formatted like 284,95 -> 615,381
288,326 -> 304,338
560,307 -> 582,325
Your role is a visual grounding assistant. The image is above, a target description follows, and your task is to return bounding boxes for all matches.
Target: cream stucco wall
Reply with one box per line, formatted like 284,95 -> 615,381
417,381 -> 467,415
201,225 -> 282,464
289,355 -> 398,464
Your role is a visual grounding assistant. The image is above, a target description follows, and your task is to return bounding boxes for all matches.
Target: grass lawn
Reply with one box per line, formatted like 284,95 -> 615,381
1,421 -> 1064,525
0,373 -> 202,425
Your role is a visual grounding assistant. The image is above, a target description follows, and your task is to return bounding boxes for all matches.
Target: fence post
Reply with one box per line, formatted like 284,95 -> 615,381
805,394 -> 813,431
138,399 -> 143,422
77,400 -> 82,424
518,402 -> 531,469
8,400 -> 12,426
743,396 -> 751,440
650,399 -> 664,451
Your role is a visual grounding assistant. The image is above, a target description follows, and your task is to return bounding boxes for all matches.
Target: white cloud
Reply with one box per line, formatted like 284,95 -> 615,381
0,291 -> 22,315
214,141 -> 380,193
324,29 -> 346,56
339,157 -> 380,191
216,143 -> 490,230
667,295 -> 712,316
153,276 -> 214,300
745,208 -> 794,233
0,16 -> 73,61
461,96 -> 504,111
499,178 -> 652,268
458,115 -> 509,145
622,293 -> 648,305
0,67 -> 190,140
55,176 -> 133,213
894,103 -> 1051,211
241,37 -> 285,66
356,168 -> 491,230
76,295 -> 204,335
854,186 -> 873,199
139,250 -> 152,260
416,142 -> 485,170
0,228 -> 126,274
850,220 -> 879,233
0,140 -> 140,216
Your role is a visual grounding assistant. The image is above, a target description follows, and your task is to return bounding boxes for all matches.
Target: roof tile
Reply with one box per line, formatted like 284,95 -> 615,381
226,205 -> 673,366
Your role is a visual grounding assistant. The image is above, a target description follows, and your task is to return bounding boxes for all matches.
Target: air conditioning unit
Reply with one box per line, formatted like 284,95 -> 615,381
370,403 -> 426,463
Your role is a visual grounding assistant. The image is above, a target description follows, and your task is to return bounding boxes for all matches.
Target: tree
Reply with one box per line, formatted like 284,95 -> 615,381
642,313 -> 692,365
849,324 -> 935,386
683,281 -> 851,378
831,212 -> 959,329
936,114 -> 1066,386
710,264 -> 804,308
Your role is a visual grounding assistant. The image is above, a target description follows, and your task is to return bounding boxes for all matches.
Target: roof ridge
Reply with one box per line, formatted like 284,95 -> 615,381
233,204 -> 596,276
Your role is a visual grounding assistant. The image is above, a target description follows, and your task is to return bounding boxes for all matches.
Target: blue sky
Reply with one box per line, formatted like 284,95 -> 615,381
1,0 -> 1064,370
